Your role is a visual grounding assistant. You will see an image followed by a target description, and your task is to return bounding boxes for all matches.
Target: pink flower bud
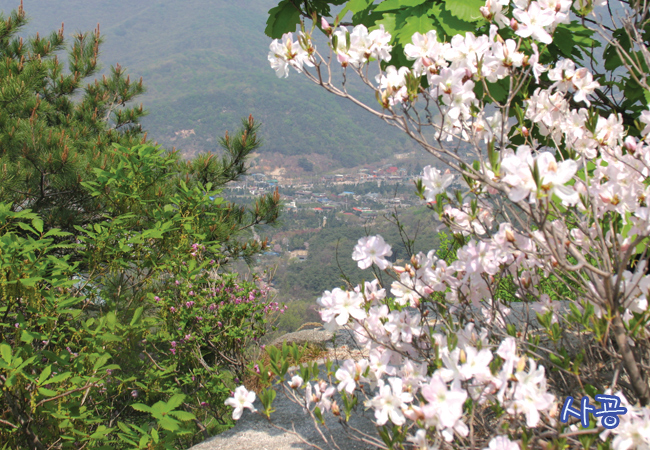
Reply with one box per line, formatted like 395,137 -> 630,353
510,18 -> 519,31
321,17 -> 331,31
624,136 -> 638,153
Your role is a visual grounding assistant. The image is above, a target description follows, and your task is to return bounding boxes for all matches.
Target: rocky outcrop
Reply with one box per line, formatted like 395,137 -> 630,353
188,362 -> 379,450
189,327 -> 376,450
270,328 -> 334,350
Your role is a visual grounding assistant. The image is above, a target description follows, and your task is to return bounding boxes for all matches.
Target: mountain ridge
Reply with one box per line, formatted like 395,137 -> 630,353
0,0 -> 420,169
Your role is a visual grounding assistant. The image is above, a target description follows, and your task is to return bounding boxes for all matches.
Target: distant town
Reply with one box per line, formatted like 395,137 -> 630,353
224,163 -> 462,218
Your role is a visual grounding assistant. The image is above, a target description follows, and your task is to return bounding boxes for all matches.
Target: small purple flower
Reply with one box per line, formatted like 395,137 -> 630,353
217,321 -> 223,328
210,260 -> 215,264
175,280 -> 180,285
200,401 -> 208,407
188,291 -> 195,296
171,341 -> 177,348
254,364 -> 260,374
195,316 -> 203,321
191,376 -> 196,381
154,296 -> 161,302
170,306 -> 176,313
185,334 -> 192,340
186,301 -> 195,308
170,348 -> 176,355
131,390 -> 138,398
14,323 -> 19,328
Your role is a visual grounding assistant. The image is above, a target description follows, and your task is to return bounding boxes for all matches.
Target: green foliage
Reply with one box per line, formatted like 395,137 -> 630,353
0,192 -> 278,448
0,6 -> 146,233
0,8 -> 285,447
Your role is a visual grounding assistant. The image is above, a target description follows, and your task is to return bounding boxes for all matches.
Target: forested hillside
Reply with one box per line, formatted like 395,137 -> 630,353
0,0 -> 419,167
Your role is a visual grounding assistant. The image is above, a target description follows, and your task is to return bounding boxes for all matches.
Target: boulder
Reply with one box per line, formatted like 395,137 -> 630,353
188,368 -> 379,450
270,328 -> 334,350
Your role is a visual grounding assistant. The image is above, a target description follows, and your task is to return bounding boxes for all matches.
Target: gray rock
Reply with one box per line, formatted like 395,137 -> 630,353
188,370 -> 379,450
271,328 -> 334,350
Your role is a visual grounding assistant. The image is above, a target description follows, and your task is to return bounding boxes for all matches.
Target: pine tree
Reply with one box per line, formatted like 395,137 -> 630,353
0,4 -> 146,231
0,4 -> 281,264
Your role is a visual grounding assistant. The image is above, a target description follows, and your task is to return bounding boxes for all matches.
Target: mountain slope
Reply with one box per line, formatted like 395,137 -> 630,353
1,0 -> 419,168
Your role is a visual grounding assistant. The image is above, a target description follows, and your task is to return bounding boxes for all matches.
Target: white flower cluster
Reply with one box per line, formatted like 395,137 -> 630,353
246,0 -> 650,448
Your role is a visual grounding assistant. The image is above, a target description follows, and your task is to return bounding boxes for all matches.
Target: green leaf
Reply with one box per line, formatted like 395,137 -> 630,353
20,330 -> 36,343
484,79 -> 508,103
444,0 -> 485,22
151,428 -> 159,443
159,416 -> 180,432
0,344 -> 11,365
130,306 -> 144,326
395,6 -> 437,45
117,421 -> 132,434
430,4 -> 476,38
375,0 -> 428,12
131,403 -> 152,413
17,222 -> 37,234
18,277 -> 42,288
169,410 -> 196,421
89,426 -> 111,440
265,0 -> 301,39
39,365 -> 52,385
551,26 -> 576,58
346,0 -> 374,13
48,372 -> 72,384
93,354 -> 110,371
38,387 -> 58,397
165,394 -> 186,412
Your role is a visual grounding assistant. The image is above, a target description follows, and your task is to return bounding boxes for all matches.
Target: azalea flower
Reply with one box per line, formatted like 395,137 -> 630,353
312,380 -> 337,412
268,32 -> 314,78
508,360 -> 554,427
317,288 -> 366,331
407,429 -> 437,450
224,386 -> 256,420
535,152 -> 579,205
501,145 -> 536,202
459,346 -> 493,382
640,110 -> 650,137
335,359 -> 369,394
513,2 -> 556,44
288,375 -> 303,389
352,235 -> 393,270
404,30 -> 447,76
369,377 -> 413,426
484,436 -> 521,450
420,375 -> 468,435
572,67 -> 599,105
